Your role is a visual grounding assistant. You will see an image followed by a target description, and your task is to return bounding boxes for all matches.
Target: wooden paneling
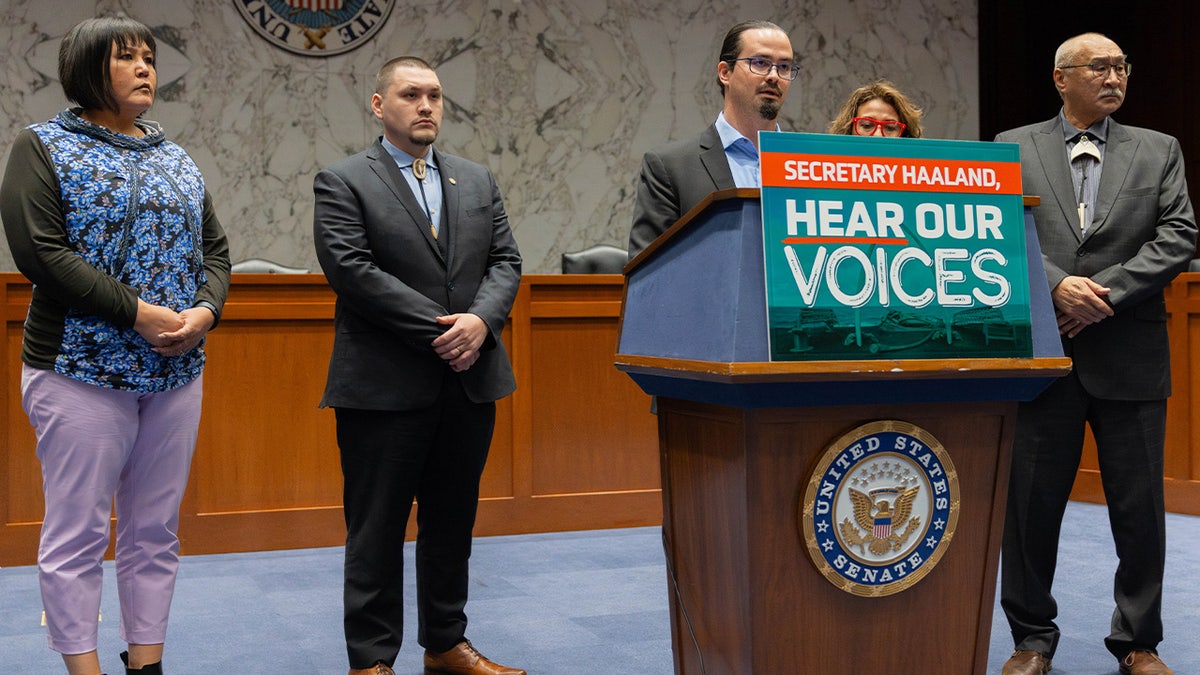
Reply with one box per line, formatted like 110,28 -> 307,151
5,272 -> 1200,566
530,318 -> 659,495
2,281 -> 41,562
0,273 -> 660,566
192,321 -> 341,514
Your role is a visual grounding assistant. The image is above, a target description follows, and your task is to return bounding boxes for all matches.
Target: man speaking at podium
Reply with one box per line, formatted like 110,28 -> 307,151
995,33 -> 1196,675
628,20 -> 797,256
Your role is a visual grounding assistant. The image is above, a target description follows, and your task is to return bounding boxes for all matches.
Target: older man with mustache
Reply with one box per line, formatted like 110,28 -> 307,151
995,32 -> 1196,675
628,20 -> 798,256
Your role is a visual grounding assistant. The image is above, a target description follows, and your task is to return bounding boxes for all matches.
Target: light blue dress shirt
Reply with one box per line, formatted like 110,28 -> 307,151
714,112 -> 779,188
381,136 -> 443,233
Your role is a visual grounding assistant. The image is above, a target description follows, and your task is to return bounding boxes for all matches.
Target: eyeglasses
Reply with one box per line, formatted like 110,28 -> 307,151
1059,60 -> 1131,79
852,117 -> 907,137
730,57 -> 800,81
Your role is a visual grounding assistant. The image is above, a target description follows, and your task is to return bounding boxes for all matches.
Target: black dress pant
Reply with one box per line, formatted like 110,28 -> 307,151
1001,370 -> 1167,659
336,373 -> 496,669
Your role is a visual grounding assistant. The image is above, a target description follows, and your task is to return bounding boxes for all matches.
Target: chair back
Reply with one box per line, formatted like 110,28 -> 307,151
561,245 -> 628,274
230,258 -> 310,273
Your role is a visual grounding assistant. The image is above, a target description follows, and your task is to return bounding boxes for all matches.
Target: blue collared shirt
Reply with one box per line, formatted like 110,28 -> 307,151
381,136 -> 443,232
715,112 -> 778,188
1060,111 -> 1109,233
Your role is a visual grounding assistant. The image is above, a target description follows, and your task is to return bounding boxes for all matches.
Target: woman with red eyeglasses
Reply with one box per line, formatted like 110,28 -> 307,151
829,80 -> 924,138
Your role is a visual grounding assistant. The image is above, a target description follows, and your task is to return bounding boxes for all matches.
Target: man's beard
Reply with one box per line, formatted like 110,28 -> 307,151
409,122 -> 438,147
758,99 -> 781,121
410,132 -> 436,147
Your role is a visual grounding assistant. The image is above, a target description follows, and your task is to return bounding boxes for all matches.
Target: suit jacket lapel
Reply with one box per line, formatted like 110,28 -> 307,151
1089,120 -> 1135,238
1031,119 -> 1084,241
367,140 -> 444,262
699,125 -> 736,191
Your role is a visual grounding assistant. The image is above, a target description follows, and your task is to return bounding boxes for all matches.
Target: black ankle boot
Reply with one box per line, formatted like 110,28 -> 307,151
120,651 -> 163,674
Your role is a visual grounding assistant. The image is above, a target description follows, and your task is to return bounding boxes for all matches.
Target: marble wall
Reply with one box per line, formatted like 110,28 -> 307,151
0,0 -> 977,274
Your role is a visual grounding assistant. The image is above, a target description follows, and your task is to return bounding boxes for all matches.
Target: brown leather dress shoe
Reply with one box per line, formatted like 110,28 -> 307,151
1119,650 -> 1174,675
1001,650 -> 1052,675
424,640 -> 526,675
348,662 -> 395,675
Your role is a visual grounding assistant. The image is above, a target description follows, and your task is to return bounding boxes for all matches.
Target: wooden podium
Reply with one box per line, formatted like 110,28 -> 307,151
615,190 -> 1070,674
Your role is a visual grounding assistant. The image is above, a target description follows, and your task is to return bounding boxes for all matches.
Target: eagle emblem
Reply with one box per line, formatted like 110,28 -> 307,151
841,485 -> 922,556
802,421 -> 960,597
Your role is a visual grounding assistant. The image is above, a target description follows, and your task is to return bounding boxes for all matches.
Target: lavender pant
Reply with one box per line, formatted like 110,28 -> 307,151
21,365 -> 203,655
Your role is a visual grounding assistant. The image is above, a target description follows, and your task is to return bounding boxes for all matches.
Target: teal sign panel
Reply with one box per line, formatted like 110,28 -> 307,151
759,132 -> 1031,360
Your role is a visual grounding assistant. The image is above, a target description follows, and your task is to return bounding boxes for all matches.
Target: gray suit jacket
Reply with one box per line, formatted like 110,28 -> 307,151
313,139 -> 522,410
996,117 -> 1197,399
628,124 -> 735,256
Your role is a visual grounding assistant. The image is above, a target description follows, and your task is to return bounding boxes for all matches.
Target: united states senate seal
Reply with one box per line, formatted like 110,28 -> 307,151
235,0 -> 396,57
800,420 -> 959,597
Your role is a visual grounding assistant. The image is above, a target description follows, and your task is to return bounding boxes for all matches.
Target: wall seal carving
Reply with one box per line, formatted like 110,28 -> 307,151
234,0 -> 395,57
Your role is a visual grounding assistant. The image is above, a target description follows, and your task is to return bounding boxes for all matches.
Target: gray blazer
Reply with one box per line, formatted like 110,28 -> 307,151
628,124 -> 735,256
996,117 -> 1196,399
313,139 -> 522,410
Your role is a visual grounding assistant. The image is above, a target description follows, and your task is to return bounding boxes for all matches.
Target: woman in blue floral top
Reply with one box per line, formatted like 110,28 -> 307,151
0,16 -> 229,675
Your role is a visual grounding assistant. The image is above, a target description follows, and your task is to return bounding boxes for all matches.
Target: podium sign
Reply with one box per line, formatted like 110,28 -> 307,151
760,132 -> 1031,361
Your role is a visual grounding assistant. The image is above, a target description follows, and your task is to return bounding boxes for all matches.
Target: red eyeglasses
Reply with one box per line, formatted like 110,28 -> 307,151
853,117 -> 907,137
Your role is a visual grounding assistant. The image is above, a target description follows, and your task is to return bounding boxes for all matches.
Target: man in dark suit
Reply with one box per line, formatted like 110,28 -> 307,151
995,33 -> 1196,675
628,20 -> 797,256
313,56 -> 525,675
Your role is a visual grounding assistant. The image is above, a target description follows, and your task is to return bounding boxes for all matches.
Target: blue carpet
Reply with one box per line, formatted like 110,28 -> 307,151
1,502 -> 1197,674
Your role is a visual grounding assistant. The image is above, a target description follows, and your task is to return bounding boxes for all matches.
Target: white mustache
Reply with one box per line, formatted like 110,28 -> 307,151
1100,88 -> 1123,98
